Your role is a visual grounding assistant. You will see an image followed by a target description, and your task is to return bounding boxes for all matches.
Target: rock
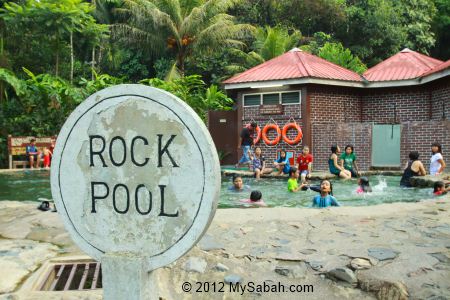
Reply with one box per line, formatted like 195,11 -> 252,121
274,263 -> 307,279
214,263 -> 229,272
368,248 -> 399,261
429,253 -> 450,263
224,274 -> 242,284
182,257 -> 207,273
350,258 -> 372,270
274,266 -> 291,277
358,273 -> 409,300
307,261 -> 323,271
198,234 -> 224,251
327,267 -> 357,285
0,240 -> 58,293
299,249 -> 317,255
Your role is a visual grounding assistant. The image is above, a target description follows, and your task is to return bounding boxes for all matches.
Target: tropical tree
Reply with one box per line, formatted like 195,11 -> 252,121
114,0 -> 253,76
226,25 -> 301,74
318,42 -> 367,74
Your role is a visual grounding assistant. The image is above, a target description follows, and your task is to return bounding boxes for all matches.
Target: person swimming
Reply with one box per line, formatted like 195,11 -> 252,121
433,181 -> 450,196
228,175 -> 251,192
239,190 -> 267,206
356,176 -> 372,194
312,180 -> 340,208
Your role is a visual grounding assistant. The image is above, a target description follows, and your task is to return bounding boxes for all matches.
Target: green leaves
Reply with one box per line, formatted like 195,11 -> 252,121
140,74 -> 233,120
318,42 -> 367,74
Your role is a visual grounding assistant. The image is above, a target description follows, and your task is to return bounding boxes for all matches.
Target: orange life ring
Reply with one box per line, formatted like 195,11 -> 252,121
262,124 -> 281,146
282,123 -> 303,145
245,124 -> 261,144
253,126 -> 261,144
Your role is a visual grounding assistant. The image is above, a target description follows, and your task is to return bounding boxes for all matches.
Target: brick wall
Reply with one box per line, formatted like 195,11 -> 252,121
311,123 -> 372,171
242,104 -> 304,167
309,86 -> 362,123
400,120 -> 450,171
431,82 -> 450,120
362,87 -> 430,123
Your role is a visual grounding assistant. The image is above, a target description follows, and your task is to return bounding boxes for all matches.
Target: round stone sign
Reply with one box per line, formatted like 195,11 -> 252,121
51,84 -> 220,270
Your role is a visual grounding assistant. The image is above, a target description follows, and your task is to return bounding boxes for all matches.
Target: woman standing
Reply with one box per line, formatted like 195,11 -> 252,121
430,143 -> 446,175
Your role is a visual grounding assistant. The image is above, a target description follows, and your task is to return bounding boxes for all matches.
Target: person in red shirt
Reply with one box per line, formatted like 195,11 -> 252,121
296,146 -> 313,183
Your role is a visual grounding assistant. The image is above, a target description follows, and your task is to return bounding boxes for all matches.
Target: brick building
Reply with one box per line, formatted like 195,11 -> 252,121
211,48 -> 450,171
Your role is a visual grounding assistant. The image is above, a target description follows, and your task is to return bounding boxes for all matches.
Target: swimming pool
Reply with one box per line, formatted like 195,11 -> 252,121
0,171 -> 433,207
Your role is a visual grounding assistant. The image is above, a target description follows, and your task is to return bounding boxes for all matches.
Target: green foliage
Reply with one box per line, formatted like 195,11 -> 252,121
431,0 -> 450,59
79,70 -> 124,95
225,26 -> 301,77
318,42 -> 367,74
300,32 -> 333,55
114,0 -> 254,74
396,0 -> 436,54
140,75 -> 233,120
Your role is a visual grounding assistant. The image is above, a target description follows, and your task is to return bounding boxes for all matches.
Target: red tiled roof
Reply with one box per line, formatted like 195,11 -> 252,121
363,48 -> 444,81
223,48 -> 363,84
421,59 -> 450,77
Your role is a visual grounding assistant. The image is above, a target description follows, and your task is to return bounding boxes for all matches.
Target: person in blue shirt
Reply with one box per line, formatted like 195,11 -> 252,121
312,180 -> 340,208
26,139 -> 41,168
274,149 -> 291,175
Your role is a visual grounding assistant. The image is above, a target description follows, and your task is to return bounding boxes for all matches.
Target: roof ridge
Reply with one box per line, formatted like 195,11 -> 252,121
294,51 -> 311,77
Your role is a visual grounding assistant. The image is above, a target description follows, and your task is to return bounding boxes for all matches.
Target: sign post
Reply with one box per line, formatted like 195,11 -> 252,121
51,85 -> 220,299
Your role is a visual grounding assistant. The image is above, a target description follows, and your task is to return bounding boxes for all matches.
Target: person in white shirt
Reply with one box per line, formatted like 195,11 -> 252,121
430,143 -> 446,175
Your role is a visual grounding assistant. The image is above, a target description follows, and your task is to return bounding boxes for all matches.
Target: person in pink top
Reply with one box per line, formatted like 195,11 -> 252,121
239,190 -> 267,207
296,146 -> 313,183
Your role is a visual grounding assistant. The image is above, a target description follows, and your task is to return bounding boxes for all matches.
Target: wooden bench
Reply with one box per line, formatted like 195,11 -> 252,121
7,135 -> 57,169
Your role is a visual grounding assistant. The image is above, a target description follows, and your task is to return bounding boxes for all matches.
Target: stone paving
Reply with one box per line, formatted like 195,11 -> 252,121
0,197 -> 449,299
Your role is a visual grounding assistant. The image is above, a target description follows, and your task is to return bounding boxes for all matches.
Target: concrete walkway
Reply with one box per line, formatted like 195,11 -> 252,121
0,197 -> 449,299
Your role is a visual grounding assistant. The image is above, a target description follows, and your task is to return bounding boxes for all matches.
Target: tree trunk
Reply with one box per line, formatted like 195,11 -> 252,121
91,46 -> 96,80
70,32 -> 74,84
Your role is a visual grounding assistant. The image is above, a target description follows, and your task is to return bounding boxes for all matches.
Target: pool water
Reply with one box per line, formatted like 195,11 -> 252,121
0,171 -> 433,207
220,176 -> 432,208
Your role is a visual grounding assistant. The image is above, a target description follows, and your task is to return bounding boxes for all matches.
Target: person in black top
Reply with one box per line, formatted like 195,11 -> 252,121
400,151 -> 426,187
235,122 -> 257,169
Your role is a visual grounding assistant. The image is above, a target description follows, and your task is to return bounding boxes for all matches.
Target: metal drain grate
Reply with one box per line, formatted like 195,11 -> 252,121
38,262 -> 102,291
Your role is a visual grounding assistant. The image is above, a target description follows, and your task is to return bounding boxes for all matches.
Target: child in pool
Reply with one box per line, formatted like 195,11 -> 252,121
228,175 -> 251,192
356,176 -> 372,194
274,149 -> 291,175
287,167 -> 305,192
312,180 -> 340,208
239,190 -> 267,206
433,181 -> 450,196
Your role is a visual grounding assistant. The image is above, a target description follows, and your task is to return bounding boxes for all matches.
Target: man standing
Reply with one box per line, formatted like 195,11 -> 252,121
26,139 -> 41,168
235,122 -> 257,169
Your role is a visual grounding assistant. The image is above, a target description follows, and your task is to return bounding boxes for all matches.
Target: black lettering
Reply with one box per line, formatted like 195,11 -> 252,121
158,185 -> 179,217
113,184 -> 129,214
157,134 -> 179,167
109,136 -> 127,166
91,182 -> 109,213
89,135 -> 107,167
131,136 -> 149,167
135,184 -> 152,215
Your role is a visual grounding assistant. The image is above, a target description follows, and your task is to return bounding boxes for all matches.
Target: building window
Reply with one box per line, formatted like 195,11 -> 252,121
262,93 -> 280,105
281,92 -> 300,104
243,91 -> 301,107
243,94 -> 260,106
